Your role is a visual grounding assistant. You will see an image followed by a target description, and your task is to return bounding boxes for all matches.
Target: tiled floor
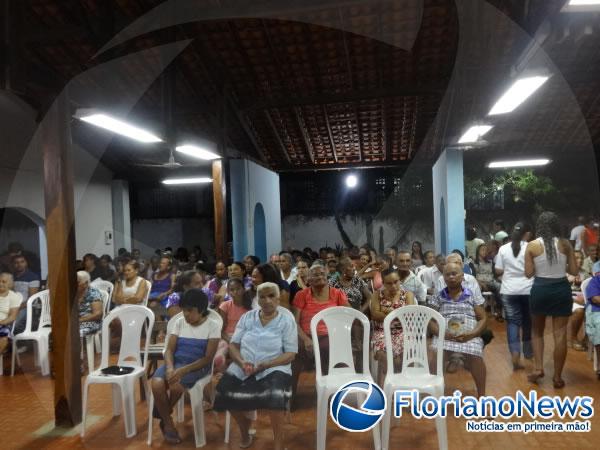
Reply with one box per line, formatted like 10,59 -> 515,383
1,317 -> 599,449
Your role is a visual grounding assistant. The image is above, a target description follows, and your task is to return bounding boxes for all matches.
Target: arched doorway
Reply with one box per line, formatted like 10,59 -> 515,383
253,203 -> 267,263
0,207 -> 46,277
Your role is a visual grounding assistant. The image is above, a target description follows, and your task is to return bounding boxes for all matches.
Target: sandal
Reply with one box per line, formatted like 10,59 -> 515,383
160,421 -> 182,445
553,377 -> 565,389
527,371 -> 544,384
239,434 -> 254,448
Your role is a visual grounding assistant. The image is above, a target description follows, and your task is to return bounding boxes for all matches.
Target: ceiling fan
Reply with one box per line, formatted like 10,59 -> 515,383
134,147 -> 184,169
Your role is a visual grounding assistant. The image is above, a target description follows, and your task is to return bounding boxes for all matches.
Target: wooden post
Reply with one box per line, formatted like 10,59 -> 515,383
212,159 -> 227,262
42,93 -> 81,426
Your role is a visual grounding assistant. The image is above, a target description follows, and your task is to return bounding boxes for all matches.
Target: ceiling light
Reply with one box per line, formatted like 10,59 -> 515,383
488,159 -> 550,168
75,112 -> 162,143
568,0 -> 600,5
345,174 -> 358,188
162,177 -> 213,185
458,125 -> 493,144
488,76 -> 550,115
176,145 -> 220,160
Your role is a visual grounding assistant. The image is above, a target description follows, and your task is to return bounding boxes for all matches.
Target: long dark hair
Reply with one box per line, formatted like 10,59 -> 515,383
227,278 -> 252,310
510,222 -> 532,258
411,241 -> 424,261
474,244 -> 487,264
174,270 -> 199,293
536,212 -> 561,264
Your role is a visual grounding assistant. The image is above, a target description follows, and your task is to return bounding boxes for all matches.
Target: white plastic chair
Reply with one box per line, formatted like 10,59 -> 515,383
147,308 -> 223,447
142,280 -> 152,307
381,305 -> 447,450
83,290 -> 111,371
81,305 -> 154,438
90,279 -> 114,306
310,307 -> 380,450
11,290 -> 51,376
581,278 -> 598,371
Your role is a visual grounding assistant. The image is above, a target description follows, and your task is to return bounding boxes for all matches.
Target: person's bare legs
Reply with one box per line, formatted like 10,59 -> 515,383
464,354 -> 486,397
230,410 -> 252,447
375,351 -> 387,387
529,315 -> 546,381
569,309 -> 585,348
151,378 -> 178,434
552,316 -> 569,386
0,337 -> 8,354
269,410 -> 285,450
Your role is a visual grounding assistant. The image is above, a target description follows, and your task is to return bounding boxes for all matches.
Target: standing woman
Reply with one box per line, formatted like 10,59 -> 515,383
525,212 -> 578,387
410,241 -> 425,271
495,223 -> 534,370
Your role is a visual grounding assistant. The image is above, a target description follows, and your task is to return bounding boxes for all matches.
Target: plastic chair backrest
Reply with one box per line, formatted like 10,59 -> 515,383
98,290 -> 111,318
91,279 -> 114,301
24,290 -> 51,333
142,280 -> 152,307
581,277 -> 592,302
383,305 -> 445,377
309,306 -> 369,378
100,305 -> 155,369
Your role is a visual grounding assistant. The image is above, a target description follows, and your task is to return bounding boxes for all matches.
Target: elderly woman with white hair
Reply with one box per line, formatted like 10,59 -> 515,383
213,282 -> 297,450
76,271 -> 104,338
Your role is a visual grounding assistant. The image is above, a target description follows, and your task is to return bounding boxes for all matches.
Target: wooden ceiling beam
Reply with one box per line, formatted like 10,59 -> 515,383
265,110 -> 292,166
294,107 -> 315,164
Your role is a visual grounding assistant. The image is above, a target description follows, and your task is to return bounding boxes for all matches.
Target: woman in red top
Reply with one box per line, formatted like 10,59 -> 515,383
291,263 -> 349,401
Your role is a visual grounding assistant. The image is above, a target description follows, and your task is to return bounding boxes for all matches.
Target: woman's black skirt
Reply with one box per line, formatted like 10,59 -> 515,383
213,371 -> 292,411
530,277 -> 572,317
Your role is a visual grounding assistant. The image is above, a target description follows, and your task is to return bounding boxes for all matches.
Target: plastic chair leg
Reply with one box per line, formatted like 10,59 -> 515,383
86,336 -> 95,373
94,333 -> 101,354
122,380 -> 137,438
10,340 -> 17,376
40,338 -> 50,376
112,384 -> 122,416
316,390 -> 328,450
189,385 -> 207,447
147,391 -> 154,446
81,382 -> 89,438
177,396 -> 185,423
435,414 -> 448,450
224,411 -> 230,443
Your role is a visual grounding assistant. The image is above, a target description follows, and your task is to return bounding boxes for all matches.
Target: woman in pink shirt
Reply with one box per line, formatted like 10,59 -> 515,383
291,263 -> 349,400
215,278 -> 252,371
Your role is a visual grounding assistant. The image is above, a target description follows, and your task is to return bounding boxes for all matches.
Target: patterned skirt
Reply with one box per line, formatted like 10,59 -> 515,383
213,371 -> 292,411
372,324 -> 403,357
585,306 -> 600,346
79,320 -> 101,338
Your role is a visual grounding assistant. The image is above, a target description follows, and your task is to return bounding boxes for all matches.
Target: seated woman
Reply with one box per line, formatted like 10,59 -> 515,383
429,262 -> 487,397
164,270 -> 209,318
77,271 -> 103,338
148,256 -> 177,317
112,260 -> 148,307
151,289 -> 220,444
584,274 -> 600,379
473,243 -> 503,321
289,258 -> 310,305
568,250 -> 589,351
370,268 -> 415,386
214,278 -> 253,371
0,273 -> 21,358
214,282 -> 297,450
243,255 -> 260,289
249,264 -> 291,309
410,241 -> 425,271
291,264 -> 349,399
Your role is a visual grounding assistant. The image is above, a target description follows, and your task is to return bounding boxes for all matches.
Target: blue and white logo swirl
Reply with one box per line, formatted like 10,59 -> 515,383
330,381 -> 387,432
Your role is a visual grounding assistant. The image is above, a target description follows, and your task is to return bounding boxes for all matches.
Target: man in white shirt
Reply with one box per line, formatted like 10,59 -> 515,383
434,253 -> 485,305
420,254 -> 444,305
569,216 -> 586,251
396,251 -> 427,305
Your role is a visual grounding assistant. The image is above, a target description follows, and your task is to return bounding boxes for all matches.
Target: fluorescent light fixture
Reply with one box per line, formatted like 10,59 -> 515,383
345,174 -> 358,188
176,145 -> 220,160
488,159 -> 550,168
76,113 -> 162,143
458,125 -> 493,144
162,177 -> 213,185
488,76 -> 549,115
568,1 -> 600,5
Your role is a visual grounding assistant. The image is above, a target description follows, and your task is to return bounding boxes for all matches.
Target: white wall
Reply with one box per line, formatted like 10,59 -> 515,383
282,215 -> 435,253
0,90 -> 116,266
131,218 -> 214,259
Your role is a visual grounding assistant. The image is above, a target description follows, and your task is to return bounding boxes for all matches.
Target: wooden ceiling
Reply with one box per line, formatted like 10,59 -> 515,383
4,0 -> 599,176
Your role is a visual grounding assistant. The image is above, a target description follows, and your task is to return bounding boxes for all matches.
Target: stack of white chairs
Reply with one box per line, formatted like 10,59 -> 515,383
81,305 -> 154,438
581,278 -> 599,372
11,290 -> 51,376
381,305 -> 447,450
310,307 -> 381,450
147,309 -> 223,447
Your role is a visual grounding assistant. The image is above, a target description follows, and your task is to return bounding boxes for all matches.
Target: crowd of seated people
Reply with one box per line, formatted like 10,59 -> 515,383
2,212 -> 600,447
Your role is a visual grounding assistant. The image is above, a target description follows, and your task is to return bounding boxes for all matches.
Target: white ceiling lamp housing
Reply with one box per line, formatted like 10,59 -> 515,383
488,159 -> 550,168
458,125 -> 493,144
162,177 -> 213,185
563,0 -> 600,12
488,76 -> 550,115
175,145 -> 221,160
75,111 -> 162,143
